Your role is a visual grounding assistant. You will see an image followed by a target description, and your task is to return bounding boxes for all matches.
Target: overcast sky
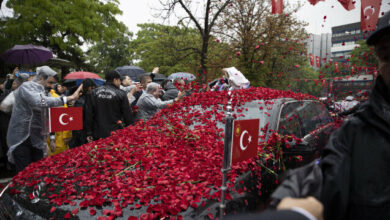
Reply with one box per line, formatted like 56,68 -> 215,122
118,0 -> 390,35
1,0 -> 389,35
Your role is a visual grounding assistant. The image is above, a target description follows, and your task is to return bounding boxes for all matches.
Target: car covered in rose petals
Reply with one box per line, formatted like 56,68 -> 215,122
0,87 -> 335,220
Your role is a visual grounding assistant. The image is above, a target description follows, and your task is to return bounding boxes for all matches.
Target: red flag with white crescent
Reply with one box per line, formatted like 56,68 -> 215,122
361,0 -> 381,31
338,0 -> 355,11
272,0 -> 283,14
316,56 -> 321,67
335,62 -> 339,73
231,119 -> 259,164
49,107 -> 83,132
309,53 -> 314,66
307,0 -> 325,5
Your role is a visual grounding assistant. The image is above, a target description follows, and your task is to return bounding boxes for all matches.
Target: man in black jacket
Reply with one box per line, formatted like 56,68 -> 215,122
85,70 -> 133,142
320,12 -> 390,220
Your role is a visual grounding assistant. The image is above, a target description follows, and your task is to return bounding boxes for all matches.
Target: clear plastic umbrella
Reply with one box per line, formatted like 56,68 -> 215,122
168,72 -> 196,81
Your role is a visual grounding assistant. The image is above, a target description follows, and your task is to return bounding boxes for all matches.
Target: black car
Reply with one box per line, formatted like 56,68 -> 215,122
0,87 -> 334,219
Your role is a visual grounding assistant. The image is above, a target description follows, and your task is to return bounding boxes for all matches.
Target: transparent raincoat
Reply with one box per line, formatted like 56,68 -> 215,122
7,71 -> 64,163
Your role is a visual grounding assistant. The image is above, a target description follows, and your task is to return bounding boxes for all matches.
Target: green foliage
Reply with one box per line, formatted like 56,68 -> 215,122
349,40 -> 377,68
289,65 -> 323,97
3,0 -> 128,68
215,0 -> 311,90
87,33 -> 134,75
132,24 -> 204,75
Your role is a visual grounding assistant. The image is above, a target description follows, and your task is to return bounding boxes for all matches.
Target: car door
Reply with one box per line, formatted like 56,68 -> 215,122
277,101 -> 308,168
296,101 -> 334,161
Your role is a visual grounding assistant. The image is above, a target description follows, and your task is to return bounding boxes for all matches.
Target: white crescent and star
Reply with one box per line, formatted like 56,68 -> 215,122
364,6 -> 375,20
59,113 -> 73,126
239,130 -> 252,151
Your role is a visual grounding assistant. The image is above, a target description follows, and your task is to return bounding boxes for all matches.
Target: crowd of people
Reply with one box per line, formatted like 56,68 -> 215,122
0,65 -> 251,174
0,11 -> 389,220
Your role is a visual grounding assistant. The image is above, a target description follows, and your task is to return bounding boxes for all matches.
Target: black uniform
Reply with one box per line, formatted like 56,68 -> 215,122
320,75 -> 390,220
85,83 -> 133,140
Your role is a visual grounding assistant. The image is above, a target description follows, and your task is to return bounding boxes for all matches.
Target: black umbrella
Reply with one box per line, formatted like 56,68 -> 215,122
150,73 -> 167,83
0,44 -> 53,66
115,66 -> 146,82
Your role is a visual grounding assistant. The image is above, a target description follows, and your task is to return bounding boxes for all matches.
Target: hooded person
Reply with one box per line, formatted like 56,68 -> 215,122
320,12 -> 390,220
7,66 -> 82,172
0,73 -> 29,170
161,80 -> 179,101
223,67 -> 250,90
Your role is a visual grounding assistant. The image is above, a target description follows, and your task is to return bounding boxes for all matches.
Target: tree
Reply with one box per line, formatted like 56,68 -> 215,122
86,32 -> 135,75
349,40 -> 377,71
3,0 -> 128,70
131,23 -> 232,77
214,0 -> 309,89
159,0 -> 233,82
132,23 -> 201,75
289,65 -> 323,97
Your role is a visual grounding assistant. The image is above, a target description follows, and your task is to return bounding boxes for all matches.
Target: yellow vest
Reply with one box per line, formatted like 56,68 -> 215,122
47,90 -> 72,156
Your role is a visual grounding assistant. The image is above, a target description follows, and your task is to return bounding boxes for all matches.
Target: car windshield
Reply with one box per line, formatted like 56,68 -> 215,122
178,100 -> 276,140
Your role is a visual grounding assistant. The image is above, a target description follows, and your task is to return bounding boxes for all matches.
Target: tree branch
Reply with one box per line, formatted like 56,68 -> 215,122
177,0 -> 204,36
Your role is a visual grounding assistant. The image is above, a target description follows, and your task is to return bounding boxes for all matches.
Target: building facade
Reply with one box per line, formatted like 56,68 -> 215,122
331,15 -> 390,62
306,33 -> 332,69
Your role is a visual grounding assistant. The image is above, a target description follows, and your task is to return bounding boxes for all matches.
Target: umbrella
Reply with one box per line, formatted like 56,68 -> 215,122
64,78 -> 105,87
0,44 -> 53,66
151,73 -> 167,83
64,71 -> 101,80
115,66 -> 146,81
168,72 -> 196,81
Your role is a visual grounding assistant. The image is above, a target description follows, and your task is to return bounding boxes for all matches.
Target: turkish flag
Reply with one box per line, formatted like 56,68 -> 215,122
338,0 -> 355,11
231,119 -> 259,164
49,107 -> 83,132
308,0 -> 324,5
272,0 -> 283,14
335,62 -> 339,73
316,56 -> 321,67
309,53 -> 314,66
361,0 -> 381,31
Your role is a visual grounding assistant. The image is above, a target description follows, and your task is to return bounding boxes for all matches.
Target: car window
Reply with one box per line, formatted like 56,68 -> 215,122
296,101 -> 324,135
234,100 -> 275,138
181,100 -> 275,139
314,102 -> 333,124
278,102 -> 302,138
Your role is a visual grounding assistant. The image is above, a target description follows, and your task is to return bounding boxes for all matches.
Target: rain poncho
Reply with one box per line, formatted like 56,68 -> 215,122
7,67 -> 64,163
224,67 -> 250,90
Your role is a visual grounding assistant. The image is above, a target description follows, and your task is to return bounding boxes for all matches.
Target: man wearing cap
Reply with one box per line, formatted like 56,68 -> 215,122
7,66 -> 82,172
320,12 -> 390,220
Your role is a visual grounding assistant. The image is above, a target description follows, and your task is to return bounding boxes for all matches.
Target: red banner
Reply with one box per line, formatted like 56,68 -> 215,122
329,81 -> 333,94
338,0 -> 355,11
308,0 -> 325,5
316,56 -> 321,67
329,59 -> 333,65
231,119 -> 259,164
309,53 -> 314,66
272,0 -> 283,14
49,107 -> 83,132
335,62 -> 339,73
361,0 -> 381,31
